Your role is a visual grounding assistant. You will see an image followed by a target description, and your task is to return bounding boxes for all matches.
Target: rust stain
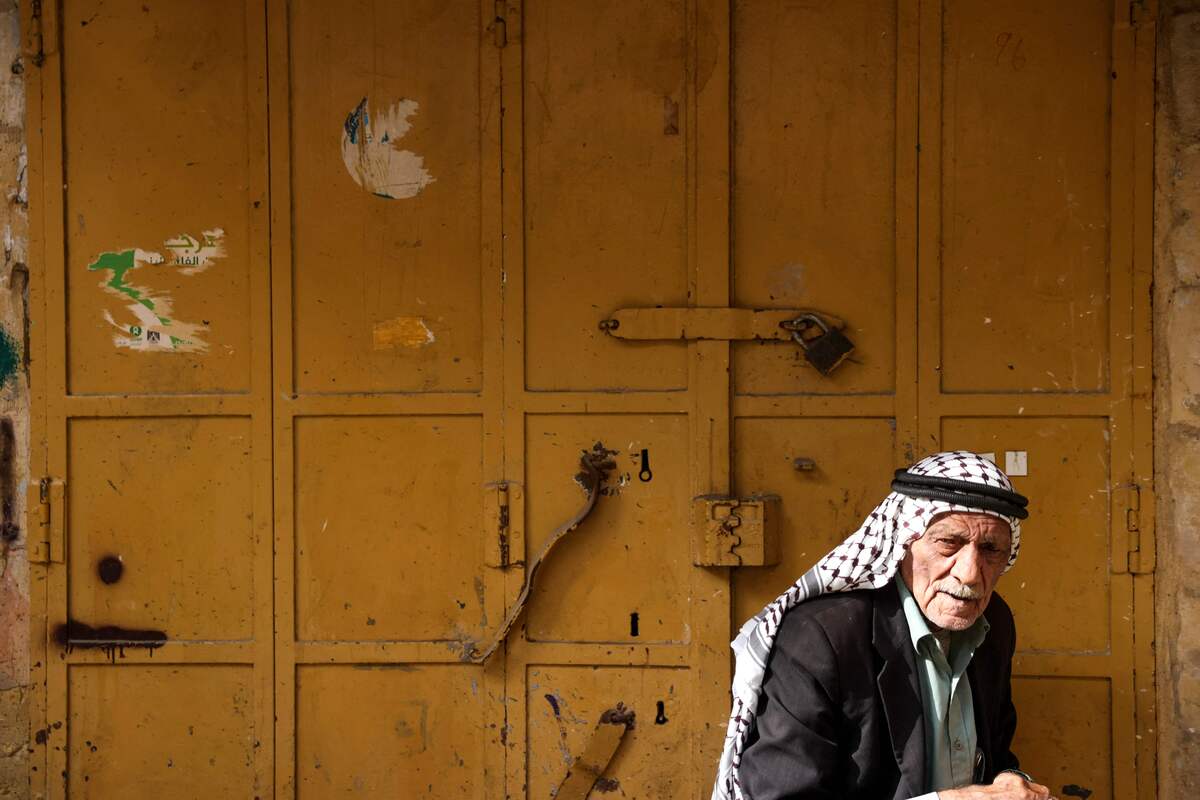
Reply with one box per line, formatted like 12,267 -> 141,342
372,316 -> 434,350
599,702 -> 635,729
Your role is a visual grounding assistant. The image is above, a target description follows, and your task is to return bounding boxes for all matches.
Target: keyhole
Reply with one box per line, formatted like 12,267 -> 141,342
630,612 -> 639,637
638,448 -> 653,482
655,700 -> 668,725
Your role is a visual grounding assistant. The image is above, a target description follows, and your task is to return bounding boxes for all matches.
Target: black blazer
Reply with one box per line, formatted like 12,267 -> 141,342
738,580 -> 1021,799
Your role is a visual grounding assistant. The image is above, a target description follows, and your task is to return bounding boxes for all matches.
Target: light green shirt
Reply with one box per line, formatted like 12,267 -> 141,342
896,576 -> 991,795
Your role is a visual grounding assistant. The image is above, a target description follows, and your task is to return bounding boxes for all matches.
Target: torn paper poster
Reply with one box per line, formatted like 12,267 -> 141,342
88,229 -> 226,353
341,97 -> 436,200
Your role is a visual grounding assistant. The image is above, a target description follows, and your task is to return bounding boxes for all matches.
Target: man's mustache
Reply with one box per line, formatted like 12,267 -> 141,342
934,582 -> 983,600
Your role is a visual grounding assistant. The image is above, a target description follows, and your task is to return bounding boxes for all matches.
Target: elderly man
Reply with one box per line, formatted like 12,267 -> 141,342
712,451 -> 1056,800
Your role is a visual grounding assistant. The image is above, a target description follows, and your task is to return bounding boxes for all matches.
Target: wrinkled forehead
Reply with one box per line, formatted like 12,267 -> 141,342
922,510 -> 1013,543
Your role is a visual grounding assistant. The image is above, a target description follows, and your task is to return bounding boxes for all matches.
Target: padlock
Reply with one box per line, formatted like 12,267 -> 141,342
790,314 -> 854,375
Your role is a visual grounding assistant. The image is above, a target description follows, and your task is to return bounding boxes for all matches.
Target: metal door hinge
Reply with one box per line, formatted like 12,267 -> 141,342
692,494 -> 780,567
491,0 -> 507,48
26,477 -> 64,564
484,480 -> 523,567
1129,0 -> 1147,27
24,0 -> 45,68
1120,481 -> 1155,574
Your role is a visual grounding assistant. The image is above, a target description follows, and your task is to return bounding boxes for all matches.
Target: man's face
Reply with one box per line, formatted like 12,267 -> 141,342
900,512 -> 1012,631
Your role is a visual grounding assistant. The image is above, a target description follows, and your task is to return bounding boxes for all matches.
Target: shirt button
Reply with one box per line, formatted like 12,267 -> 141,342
954,740 -> 964,751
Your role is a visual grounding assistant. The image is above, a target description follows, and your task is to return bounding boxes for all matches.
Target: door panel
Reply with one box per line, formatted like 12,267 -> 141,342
67,665 -> 255,799
940,0 -> 1112,393
943,417 -> 1112,652
524,414 -> 691,644
63,0 -> 255,395
1011,677 -> 1113,799
294,415 -> 486,643
296,665 -> 486,798
68,417 -> 255,640
289,0 -> 484,395
732,0 -> 898,396
522,0 -> 690,391
527,666 -> 690,797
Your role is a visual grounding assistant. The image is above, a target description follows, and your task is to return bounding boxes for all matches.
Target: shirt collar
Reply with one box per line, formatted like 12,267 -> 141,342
895,575 -> 990,665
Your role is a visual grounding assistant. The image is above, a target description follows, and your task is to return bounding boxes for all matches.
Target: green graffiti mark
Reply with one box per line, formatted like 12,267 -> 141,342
0,328 -> 19,387
87,250 -> 156,311
169,336 -> 185,347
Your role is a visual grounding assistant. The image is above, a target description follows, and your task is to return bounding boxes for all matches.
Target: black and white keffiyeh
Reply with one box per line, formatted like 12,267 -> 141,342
711,451 -> 1025,800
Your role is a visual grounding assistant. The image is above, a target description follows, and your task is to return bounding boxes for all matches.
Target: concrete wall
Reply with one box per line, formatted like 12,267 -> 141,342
0,0 -> 30,797
1156,1 -> 1200,796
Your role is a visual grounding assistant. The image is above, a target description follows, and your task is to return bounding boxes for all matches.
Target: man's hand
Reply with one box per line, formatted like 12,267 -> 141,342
938,771 -> 1057,800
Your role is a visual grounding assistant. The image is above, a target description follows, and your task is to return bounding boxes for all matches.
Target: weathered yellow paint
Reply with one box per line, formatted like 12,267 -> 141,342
23,0 -> 1155,798
371,316 -> 435,350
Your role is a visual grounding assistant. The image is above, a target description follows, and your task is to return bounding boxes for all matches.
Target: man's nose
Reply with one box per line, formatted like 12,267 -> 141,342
950,545 -> 984,588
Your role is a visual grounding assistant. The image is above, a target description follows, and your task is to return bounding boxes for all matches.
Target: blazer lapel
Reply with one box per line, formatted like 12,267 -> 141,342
874,581 -> 927,797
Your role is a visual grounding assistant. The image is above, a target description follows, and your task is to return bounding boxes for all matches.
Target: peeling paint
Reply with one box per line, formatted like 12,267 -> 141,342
372,316 -> 434,350
164,228 -> 225,274
88,229 -> 226,353
341,97 -> 435,199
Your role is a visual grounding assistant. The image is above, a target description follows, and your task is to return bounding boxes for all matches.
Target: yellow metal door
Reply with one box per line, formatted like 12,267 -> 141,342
504,0 -> 733,794
26,0 -> 274,797
25,0 -> 1155,798
272,0 -> 505,796
730,3 -> 1156,800
923,2 -> 1156,797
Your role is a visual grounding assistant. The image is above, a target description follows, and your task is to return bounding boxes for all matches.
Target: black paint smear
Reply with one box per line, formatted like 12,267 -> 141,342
0,419 -> 17,544
97,556 -> 123,585
54,620 -> 166,662
1062,786 -> 1093,799
594,777 -> 621,792
630,612 -> 639,637
544,693 -> 561,718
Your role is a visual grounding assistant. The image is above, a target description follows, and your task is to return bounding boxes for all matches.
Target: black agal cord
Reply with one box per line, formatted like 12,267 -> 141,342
890,469 -> 1030,520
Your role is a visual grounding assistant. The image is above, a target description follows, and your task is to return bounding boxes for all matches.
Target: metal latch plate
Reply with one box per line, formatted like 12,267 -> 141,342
602,307 -> 845,342
692,494 -> 780,567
